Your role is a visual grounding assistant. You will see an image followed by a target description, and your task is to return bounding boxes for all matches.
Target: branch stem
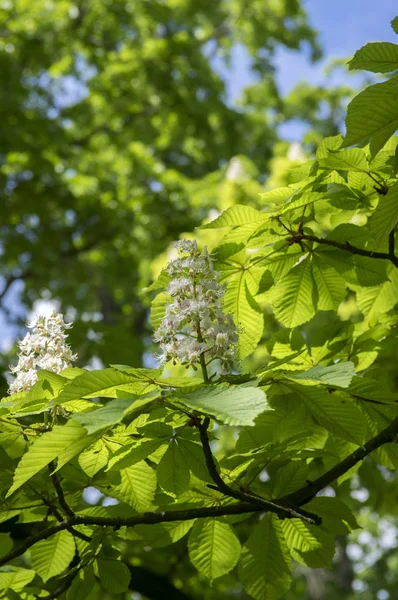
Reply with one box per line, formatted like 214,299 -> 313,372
291,233 -> 398,267
197,417 -> 321,525
282,416 -> 398,507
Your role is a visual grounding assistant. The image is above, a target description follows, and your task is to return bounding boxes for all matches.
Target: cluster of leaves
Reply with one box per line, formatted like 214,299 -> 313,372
1,15 -> 398,600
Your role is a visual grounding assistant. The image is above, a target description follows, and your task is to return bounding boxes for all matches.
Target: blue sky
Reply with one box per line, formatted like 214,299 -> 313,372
225,0 -> 398,98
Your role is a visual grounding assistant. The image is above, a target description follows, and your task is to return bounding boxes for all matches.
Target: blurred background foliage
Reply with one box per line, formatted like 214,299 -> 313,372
1,1 -> 397,599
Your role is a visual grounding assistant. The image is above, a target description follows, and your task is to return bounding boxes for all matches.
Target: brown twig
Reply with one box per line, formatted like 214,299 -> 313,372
290,232 -> 398,267
281,416 -> 398,507
197,417 -> 321,525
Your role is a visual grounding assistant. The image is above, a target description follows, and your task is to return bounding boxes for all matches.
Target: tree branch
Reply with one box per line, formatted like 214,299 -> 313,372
47,464 -> 91,543
291,233 -> 398,267
49,463 -> 75,518
38,556 -> 83,600
197,417 -> 321,525
281,416 -> 398,507
0,504 -> 264,568
3,416 -> 398,571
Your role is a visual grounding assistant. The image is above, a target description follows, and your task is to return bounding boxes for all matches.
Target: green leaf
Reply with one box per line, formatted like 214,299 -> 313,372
73,397 -> 134,434
222,270 -> 264,360
113,462 -> 157,511
259,187 -> 295,202
0,533 -> 13,557
50,368 -> 157,405
369,182 -> 398,247
157,439 -> 190,496
356,264 -> 398,321
107,438 -> 165,471
349,41 -> 398,73
201,205 -> 265,229
312,252 -> 346,310
318,148 -> 368,171
7,420 -> 87,496
132,520 -> 194,547
67,564 -> 96,600
277,191 -> 325,215
0,569 -> 36,593
78,440 -> 109,477
281,519 -> 335,568
178,438 -> 209,481
256,247 -> 303,282
31,530 -> 75,582
392,16 -> 398,34
305,497 -> 359,534
256,351 -> 305,377
239,514 -> 291,600
178,385 -> 269,426
273,256 -> 315,327
97,557 -> 131,594
285,362 -> 356,388
348,376 -> 397,404
188,519 -> 241,583
150,291 -> 168,330
273,462 -> 308,497
277,381 -> 366,444
343,78 -> 398,157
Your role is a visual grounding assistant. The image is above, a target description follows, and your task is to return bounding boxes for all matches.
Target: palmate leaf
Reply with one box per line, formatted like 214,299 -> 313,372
274,381 -> 366,445
316,245 -> 389,287
221,265 -> 265,360
178,438 -> 209,481
178,385 -> 269,426
369,181 -> 398,247
67,564 -> 96,600
157,439 -> 190,497
273,461 -> 309,498
304,497 -> 359,535
259,186 -> 296,203
78,440 -> 109,478
272,256 -> 315,327
188,519 -> 241,583
201,205 -> 266,229
349,41 -> 398,73
343,78 -> 398,156
73,395 -> 159,434
356,264 -> 398,321
276,191 -> 326,215
73,397 -> 133,433
256,247 -> 303,282
318,148 -> 368,171
49,368 -> 158,406
348,375 -> 397,404
112,462 -> 157,511
285,362 -> 356,388
0,568 -> 36,593
311,253 -> 346,310
239,514 -> 291,600
6,420 -> 88,497
131,520 -> 194,548
281,519 -> 335,568
107,438 -> 166,471
30,530 -> 75,582
150,291 -> 168,330
96,557 -> 131,594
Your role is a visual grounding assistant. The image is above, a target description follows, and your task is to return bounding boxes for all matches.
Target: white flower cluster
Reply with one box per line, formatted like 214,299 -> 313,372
8,312 -> 77,394
154,239 -> 239,372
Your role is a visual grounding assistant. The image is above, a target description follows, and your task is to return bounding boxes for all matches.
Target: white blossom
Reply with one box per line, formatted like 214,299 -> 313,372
154,240 -> 239,372
8,312 -> 77,394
